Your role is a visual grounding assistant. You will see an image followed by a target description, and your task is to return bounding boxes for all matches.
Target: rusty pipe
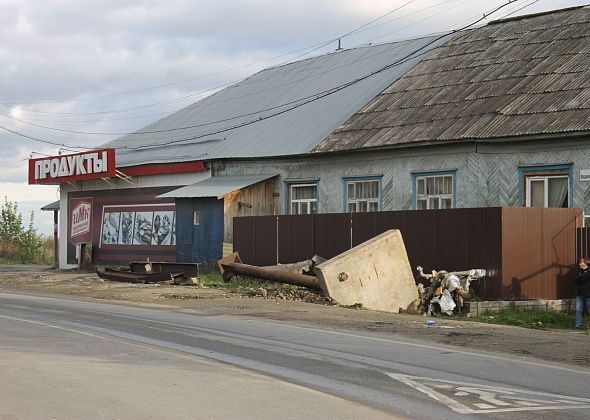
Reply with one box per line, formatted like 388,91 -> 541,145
220,262 -> 322,290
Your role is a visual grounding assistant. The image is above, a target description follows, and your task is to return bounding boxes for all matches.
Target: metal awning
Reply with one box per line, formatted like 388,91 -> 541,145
41,200 -> 60,211
157,174 -> 278,199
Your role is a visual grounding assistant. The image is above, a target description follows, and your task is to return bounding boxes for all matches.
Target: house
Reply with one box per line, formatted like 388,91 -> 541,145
213,6 -> 590,218
48,34 -> 449,267
39,6 -> 590,268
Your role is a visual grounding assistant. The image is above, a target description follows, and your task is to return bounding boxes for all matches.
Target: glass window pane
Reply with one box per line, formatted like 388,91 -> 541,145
417,178 -> 425,195
355,183 -> 362,199
348,202 -> 356,212
291,202 -> 298,214
435,177 -> 443,194
547,177 -> 568,208
441,198 -> 452,209
429,197 -> 438,209
529,180 -> 545,207
417,199 -> 427,210
347,183 -> 354,199
310,201 -> 317,214
427,178 -> 435,195
369,201 -> 379,212
297,185 -> 317,200
444,176 -> 452,195
359,201 -> 368,212
370,181 -> 379,198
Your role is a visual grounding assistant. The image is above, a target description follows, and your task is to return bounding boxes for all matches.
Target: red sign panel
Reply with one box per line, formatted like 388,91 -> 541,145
69,197 -> 93,245
28,149 -> 116,185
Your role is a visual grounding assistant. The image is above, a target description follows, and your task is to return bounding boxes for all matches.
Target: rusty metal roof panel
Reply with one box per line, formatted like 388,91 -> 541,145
103,34 -> 449,166
315,6 -> 590,153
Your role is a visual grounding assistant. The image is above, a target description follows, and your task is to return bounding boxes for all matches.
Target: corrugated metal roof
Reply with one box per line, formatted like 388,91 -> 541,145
157,174 -> 277,199
40,201 -> 60,211
103,35 -> 450,167
315,6 -> 590,153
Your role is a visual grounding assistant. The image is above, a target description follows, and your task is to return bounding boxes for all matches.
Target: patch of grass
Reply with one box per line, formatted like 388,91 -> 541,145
462,308 -> 588,330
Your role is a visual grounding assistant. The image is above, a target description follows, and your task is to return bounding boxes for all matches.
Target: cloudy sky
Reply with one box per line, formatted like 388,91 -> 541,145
0,0 -> 586,234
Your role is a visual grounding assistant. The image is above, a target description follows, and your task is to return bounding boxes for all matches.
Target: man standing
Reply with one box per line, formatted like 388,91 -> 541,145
574,258 -> 590,329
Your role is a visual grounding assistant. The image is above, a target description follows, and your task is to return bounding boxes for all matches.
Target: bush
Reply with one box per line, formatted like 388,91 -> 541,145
0,196 -> 53,264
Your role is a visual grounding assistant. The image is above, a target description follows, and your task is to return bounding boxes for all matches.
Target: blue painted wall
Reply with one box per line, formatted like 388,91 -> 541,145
175,198 -> 224,263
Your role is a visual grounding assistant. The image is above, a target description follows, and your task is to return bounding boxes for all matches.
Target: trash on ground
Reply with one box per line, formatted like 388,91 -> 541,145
413,266 -> 486,317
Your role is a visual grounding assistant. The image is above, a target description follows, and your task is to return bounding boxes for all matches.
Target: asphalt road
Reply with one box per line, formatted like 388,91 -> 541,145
1,292 -> 589,420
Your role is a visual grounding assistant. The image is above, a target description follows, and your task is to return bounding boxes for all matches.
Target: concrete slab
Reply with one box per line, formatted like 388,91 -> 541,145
315,229 -> 417,313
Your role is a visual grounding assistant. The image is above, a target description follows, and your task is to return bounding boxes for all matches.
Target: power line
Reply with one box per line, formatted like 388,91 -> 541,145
0,0 -> 420,108
111,0 -> 524,153
3,1 -> 524,154
2,0 -> 459,118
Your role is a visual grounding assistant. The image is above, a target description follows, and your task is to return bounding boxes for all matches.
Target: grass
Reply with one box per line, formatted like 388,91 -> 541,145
199,271 -> 305,292
460,307 -> 588,331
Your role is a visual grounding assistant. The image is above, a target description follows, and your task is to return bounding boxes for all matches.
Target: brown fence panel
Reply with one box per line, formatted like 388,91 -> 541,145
278,214 -> 315,264
233,215 -> 277,266
502,208 -> 580,299
466,208 -> 503,299
234,208 -> 580,300
313,213 -> 351,260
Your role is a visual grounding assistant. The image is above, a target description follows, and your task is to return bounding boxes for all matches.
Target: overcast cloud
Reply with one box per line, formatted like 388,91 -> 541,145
0,0 -> 586,234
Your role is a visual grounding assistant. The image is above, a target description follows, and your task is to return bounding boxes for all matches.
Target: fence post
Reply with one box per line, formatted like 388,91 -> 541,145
275,216 -> 279,265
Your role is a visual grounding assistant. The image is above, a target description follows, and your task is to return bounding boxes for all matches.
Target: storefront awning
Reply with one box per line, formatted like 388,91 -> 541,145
157,174 -> 278,199
41,200 -> 60,211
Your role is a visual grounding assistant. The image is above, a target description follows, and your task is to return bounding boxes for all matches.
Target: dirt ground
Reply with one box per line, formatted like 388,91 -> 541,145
1,267 -> 589,368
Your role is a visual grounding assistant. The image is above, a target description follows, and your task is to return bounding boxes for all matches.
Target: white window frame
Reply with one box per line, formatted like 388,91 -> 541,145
346,179 -> 380,213
525,174 -> 569,208
289,183 -> 317,215
415,174 -> 454,210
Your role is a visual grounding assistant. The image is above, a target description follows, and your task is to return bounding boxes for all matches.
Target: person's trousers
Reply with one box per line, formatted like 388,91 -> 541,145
575,295 -> 590,328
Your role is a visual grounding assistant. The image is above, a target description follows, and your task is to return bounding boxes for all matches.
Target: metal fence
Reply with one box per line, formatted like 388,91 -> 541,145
234,207 -> 582,300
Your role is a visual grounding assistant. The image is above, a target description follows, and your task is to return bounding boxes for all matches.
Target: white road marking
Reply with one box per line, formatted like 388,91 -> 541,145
386,373 -> 590,414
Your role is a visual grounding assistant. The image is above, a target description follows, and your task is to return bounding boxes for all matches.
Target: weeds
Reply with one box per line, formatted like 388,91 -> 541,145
462,308 -> 588,330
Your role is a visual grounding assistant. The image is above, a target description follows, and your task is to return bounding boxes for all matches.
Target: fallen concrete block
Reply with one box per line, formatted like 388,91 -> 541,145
314,229 -> 418,313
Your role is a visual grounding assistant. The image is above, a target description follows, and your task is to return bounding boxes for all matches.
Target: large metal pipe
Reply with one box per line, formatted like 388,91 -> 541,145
220,262 -> 322,290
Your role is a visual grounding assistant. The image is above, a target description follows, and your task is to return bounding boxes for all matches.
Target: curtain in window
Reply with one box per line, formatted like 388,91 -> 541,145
548,177 -> 568,208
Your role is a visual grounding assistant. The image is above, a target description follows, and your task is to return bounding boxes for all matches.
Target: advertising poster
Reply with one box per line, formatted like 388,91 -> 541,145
69,197 -> 93,245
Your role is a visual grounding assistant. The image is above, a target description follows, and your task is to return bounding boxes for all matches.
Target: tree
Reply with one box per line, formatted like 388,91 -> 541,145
0,196 -> 23,256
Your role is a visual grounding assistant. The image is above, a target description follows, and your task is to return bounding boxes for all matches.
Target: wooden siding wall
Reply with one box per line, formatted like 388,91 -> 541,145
234,208 -> 582,300
223,178 -> 275,243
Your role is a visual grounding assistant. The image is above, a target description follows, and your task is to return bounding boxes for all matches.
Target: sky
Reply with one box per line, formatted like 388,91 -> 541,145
0,0 -> 587,235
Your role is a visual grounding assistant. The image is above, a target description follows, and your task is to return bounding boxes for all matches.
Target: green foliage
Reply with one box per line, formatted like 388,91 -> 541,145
467,308 -> 583,330
0,196 -> 52,264
18,212 -> 44,263
0,196 -> 23,257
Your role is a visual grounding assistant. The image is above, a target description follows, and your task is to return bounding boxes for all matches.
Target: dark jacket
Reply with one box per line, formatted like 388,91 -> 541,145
574,267 -> 590,297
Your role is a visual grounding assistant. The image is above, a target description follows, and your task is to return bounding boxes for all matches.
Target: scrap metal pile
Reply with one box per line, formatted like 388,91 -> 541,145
415,266 -> 486,316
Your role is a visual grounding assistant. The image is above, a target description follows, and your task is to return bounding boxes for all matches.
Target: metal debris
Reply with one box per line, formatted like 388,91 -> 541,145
416,266 -> 486,316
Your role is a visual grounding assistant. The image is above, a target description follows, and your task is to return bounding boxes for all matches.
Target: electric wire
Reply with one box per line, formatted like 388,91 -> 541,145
0,0 -> 420,108
2,0 -> 461,117
1,1 -> 525,152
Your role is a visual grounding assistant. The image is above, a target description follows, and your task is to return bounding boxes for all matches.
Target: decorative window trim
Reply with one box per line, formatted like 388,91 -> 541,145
343,176 -> 382,213
287,182 -> 318,215
518,164 -> 572,208
412,170 -> 456,210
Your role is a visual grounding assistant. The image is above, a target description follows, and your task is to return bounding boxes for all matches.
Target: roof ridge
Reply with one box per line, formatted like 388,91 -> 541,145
488,5 -> 587,25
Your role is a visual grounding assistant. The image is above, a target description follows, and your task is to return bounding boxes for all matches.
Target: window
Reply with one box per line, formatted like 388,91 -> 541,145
415,173 -> 454,210
525,174 -> 569,208
289,183 -> 317,214
346,179 -> 380,212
